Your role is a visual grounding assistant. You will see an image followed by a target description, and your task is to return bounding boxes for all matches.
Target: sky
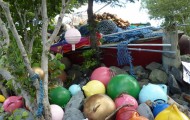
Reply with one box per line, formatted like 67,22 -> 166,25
61,0 -> 163,27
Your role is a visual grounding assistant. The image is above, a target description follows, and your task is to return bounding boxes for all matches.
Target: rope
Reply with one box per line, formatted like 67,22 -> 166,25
117,37 -> 138,77
30,73 -> 44,117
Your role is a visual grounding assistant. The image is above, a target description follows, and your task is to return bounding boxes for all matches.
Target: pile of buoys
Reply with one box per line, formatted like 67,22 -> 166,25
1,65 -> 189,120
81,66 -> 190,120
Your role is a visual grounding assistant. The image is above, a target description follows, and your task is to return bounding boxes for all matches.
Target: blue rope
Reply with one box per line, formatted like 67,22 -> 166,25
30,73 -> 44,117
36,80 -> 44,117
30,74 -> 40,81
117,37 -> 138,77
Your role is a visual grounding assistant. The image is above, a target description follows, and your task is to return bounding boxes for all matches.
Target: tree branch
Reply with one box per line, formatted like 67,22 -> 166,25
0,69 -> 37,114
0,0 -> 35,76
14,0 -> 25,27
0,81 -> 8,98
0,18 -> 9,70
28,35 -> 35,55
48,0 -> 70,45
0,18 -> 9,48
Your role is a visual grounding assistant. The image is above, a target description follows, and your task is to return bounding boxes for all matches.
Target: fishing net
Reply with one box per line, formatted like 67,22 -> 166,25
102,25 -> 163,77
102,26 -> 163,43
96,20 -> 118,35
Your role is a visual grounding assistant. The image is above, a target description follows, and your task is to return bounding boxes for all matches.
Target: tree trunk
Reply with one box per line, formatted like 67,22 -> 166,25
41,0 -> 51,119
87,0 -> 101,66
87,0 -> 97,49
162,28 -> 181,72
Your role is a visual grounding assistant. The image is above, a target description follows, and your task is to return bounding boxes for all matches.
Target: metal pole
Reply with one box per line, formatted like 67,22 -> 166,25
100,43 -> 171,47
99,46 -> 176,54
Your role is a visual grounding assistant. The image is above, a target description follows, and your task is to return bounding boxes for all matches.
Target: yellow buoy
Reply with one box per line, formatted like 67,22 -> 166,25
0,95 -> 5,102
155,104 -> 190,120
82,80 -> 105,97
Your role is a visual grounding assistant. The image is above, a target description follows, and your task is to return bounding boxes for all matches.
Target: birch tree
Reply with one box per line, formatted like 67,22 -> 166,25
0,0 -> 86,119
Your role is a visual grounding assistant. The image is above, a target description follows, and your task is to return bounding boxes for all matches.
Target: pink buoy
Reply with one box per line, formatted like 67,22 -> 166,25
90,66 -> 113,86
3,96 -> 23,113
115,94 -> 138,109
50,104 -> 64,120
65,28 -> 81,51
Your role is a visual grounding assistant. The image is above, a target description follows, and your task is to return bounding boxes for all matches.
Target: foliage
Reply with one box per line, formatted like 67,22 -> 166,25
0,0 -> 87,91
0,0 -> 90,119
0,107 -> 33,120
0,0 -> 88,50
81,49 -> 100,71
48,53 -> 65,86
141,0 -> 190,32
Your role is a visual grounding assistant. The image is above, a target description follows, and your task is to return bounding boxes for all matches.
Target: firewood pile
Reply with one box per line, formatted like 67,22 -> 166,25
94,12 -> 130,29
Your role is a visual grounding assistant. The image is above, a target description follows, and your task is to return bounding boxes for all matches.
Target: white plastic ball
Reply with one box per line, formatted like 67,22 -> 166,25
50,104 -> 64,120
65,28 -> 81,44
65,28 -> 81,51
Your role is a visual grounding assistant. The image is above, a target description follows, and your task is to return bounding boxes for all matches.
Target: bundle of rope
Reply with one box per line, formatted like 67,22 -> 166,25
30,73 -> 44,117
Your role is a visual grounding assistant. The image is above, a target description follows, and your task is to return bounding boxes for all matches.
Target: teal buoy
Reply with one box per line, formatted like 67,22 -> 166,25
107,74 -> 141,100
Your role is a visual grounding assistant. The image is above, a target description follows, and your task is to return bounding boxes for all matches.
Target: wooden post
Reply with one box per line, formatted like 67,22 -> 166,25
162,27 -> 181,72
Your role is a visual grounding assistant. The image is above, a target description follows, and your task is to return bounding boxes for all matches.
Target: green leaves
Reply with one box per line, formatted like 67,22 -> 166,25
22,111 -> 29,118
81,49 -> 99,70
141,0 -> 190,25
0,107 -> 4,113
55,53 -> 63,60
59,64 -> 65,70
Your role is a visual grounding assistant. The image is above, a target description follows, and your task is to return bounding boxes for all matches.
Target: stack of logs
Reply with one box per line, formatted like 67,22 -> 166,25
94,12 -> 130,29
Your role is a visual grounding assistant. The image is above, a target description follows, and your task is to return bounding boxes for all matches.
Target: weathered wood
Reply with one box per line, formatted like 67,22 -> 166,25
162,28 -> 181,71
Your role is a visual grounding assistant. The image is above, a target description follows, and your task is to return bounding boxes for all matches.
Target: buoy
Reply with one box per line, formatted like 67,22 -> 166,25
116,107 -> 136,120
90,66 -> 113,86
139,83 -> 168,103
82,80 -> 105,97
65,28 -> 81,51
107,74 -> 141,99
152,102 -> 169,117
3,96 -> 23,113
83,94 -> 116,120
50,104 -> 64,120
49,86 -> 71,107
69,84 -> 81,96
0,95 -> 5,102
115,94 -> 138,109
155,104 -> 189,120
